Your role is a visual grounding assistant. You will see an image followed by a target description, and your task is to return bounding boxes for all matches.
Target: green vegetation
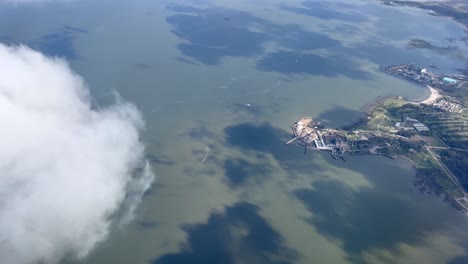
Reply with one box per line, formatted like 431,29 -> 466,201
437,86 -> 468,105
386,103 -> 468,149
351,97 -> 468,149
345,97 -> 406,132
407,39 -> 452,53
345,97 -> 466,199
438,149 -> 468,192
416,168 -> 463,198
418,155 -> 464,198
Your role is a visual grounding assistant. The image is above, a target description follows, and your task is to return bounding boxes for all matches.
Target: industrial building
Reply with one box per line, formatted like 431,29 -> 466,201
442,77 -> 458,85
413,122 -> 429,132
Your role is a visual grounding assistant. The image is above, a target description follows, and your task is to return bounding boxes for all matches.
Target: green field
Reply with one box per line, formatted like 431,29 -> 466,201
386,103 -> 468,149
438,149 -> 468,193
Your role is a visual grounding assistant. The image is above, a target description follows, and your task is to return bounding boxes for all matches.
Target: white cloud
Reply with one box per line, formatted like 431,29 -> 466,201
0,43 -> 154,264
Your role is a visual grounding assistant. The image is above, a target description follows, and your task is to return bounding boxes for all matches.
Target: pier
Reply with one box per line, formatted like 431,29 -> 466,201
286,117 -> 348,161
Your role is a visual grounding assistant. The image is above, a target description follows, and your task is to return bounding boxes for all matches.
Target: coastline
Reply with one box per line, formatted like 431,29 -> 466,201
337,89 -> 467,212
412,85 -> 441,105
381,0 -> 468,31
361,95 -> 397,115
360,84 -> 440,116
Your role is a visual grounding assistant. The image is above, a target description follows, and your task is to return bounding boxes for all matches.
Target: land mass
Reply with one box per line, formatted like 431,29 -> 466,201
287,65 -> 468,213
381,0 -> 468,29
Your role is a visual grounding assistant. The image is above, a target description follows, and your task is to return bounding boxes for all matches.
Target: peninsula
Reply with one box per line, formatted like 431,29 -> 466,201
286,64 -> 468,213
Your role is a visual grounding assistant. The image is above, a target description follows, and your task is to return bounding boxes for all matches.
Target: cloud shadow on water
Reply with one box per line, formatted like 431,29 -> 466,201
146,154 -> 174,166
30,26 -> 87,60
223,158 -> 272,188
0,36 -> 13,44
315,106 -> 364,128
449,254 -> 468,264
151,202 -> 297,264
224,122 -> 295,160
295,180 -> 457,262
165,3 -> 425,78
279,1 -> 367,22
166,4 -> 345,66
182,120 -> 216,140
165,5 -> 271,65
224,122 -> 326,175
270,23 -> 341,51
257,51 -> 372,80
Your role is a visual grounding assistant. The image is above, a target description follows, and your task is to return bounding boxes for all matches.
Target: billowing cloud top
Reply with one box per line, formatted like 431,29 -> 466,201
0,44 -> 154,264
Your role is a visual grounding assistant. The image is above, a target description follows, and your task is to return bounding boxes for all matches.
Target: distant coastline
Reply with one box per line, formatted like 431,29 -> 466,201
381,0 -> 468,30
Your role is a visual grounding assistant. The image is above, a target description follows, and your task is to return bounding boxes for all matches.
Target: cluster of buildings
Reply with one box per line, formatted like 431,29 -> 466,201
285,117 -> 349,160
285,117 -> 318,146
385,64 -> 466,113
433,99 -> 464,113
394,116 -> 430,133
285,115 -> 431,161
384,64 -> 467,89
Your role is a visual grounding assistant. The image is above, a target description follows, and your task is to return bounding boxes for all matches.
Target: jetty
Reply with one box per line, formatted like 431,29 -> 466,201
285,117 -> 348,160
285,117 -> 319,146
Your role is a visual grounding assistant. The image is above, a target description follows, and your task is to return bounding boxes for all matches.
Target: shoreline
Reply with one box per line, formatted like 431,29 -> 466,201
345,133 -> 468,212
343,90 -> 467,212
361,95 -> 397,115
412,85 -> 441,105
382,0 -> 468,31
294,92 -> 467,213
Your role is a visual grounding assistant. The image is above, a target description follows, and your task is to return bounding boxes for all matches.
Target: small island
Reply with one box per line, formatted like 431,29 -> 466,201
287,64 -> 468,213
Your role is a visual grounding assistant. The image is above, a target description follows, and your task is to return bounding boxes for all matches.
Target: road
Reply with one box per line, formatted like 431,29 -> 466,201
358,127 -> 468,211
428,146 -> 468,153
425,146 -> 468,211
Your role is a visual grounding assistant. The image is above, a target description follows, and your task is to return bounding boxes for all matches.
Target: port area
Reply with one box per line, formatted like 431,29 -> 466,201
383,64 -> 468,105
384,64 -> 468,90
285,117 -> 348,160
